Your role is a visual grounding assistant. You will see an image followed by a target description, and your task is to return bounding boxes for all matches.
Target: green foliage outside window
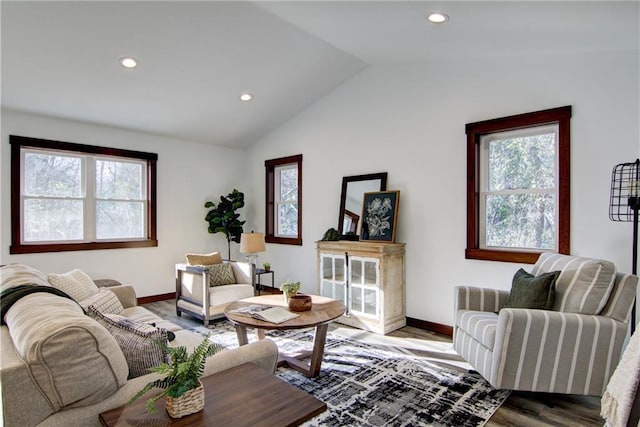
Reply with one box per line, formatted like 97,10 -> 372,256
483,131 -> 556,250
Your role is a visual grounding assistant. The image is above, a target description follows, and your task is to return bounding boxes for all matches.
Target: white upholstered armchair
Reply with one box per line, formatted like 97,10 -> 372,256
175,259 -> 255,326
454,253 -> 638,396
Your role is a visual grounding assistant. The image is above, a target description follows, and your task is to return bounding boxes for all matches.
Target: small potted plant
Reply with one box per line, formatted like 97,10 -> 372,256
128,336 -> 222,418
279,280 -> 301,303
262,262 -> 271,272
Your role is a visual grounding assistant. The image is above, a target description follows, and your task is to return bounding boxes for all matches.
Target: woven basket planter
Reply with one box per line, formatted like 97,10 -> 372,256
165,381 -> 205,418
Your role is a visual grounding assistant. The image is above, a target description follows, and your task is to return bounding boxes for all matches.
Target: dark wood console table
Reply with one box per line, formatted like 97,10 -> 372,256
99,362 -> 326,426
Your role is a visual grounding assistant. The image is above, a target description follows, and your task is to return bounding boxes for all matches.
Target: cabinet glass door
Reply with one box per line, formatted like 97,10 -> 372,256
319,253 -> 346,305
348,256 -> 379,319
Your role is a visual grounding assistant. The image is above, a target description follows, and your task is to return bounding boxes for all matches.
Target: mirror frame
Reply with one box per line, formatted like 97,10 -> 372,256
338,172 -> 388,236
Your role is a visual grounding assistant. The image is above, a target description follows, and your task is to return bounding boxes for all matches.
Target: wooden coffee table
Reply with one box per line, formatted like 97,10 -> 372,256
99,362 -> 326,426
224,295 -> 345,378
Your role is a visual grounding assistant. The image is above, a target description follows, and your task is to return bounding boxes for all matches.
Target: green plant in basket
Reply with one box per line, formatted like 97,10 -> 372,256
128,336 -> 222,414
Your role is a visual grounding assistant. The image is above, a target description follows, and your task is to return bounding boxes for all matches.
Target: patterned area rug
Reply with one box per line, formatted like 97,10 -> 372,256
188,321 -> 510,427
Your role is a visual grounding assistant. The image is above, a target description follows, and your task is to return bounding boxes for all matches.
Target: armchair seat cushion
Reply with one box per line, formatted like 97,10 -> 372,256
456,310 -> 498,350
208,284 -> 255,305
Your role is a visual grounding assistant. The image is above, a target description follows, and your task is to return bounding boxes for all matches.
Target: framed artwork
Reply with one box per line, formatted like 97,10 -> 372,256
360,191 -> 400,242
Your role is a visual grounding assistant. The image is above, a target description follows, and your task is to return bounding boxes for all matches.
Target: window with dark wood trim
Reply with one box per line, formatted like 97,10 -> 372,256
10,135 -> 158,254
265,154 -> 302,245
466,106 -> 571,263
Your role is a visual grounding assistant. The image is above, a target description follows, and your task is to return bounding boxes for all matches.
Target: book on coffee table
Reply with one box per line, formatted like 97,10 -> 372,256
230,304 -> 299,324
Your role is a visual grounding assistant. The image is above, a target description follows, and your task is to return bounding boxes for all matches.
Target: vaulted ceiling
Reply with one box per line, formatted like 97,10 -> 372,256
2,1 -> 638,148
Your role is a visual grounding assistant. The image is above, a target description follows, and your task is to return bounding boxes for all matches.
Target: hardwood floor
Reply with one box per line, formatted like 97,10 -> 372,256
144,300 -> 603,426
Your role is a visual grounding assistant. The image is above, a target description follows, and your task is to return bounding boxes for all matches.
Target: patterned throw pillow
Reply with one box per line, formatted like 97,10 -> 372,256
207,263 -> 236,286
80,289 -> 124,315
88,307 -> 169,379
47,269 -> 99,302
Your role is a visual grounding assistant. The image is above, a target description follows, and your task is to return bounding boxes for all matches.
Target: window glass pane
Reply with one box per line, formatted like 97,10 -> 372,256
24,199 -> 83,241
485,193 -> 556,249
351,286 -> 363,312
24,152 -> 82,197
322,256 -> 333,280
96,160 -> 143,199
364,261 -> 377,285
335,257 -> 345,282
487,130 -> 556,192
96,201 -> 144,239
364,289 -> 377,316
335,283 -> 346,305
351,259 -> 362,284
279,168 -> 297,202
277,203 -> 298,236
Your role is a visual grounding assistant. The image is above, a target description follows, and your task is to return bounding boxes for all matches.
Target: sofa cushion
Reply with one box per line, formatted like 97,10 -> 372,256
207,263 -> 236,286
186,251 -> 223,266
504,268 -> 558,310
80,288 -> 124,315
88,307 -> 169,379
4,293 -> 128,412
455,310 -> 499,350
48,269 -> 99,302
1,263 -> 50,292
532,253 -> 616,314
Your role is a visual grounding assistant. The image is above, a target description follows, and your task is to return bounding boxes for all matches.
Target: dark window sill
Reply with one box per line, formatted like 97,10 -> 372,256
265,236 -> 302,246
10,240 -> 158,254
465,248 -> 542,264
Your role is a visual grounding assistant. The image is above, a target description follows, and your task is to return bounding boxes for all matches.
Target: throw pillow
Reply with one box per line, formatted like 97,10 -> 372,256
185,252 -> 223,266
48,269 -> 99,302
88,307 -> 169,379
504,268 -> 559,310
80,288 -> 124,315
532,253 -> 617,314
207,263 -> 236,286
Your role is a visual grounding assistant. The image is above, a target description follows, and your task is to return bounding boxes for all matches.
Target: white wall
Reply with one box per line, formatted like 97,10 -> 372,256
248,49 -> 640,326
1,110 -> 248,297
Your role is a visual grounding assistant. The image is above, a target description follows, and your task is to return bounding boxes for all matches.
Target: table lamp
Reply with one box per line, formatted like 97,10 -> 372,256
239,232 -> 266,269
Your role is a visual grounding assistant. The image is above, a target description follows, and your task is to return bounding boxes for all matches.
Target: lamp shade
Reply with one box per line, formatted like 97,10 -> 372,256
239,232 -> 266,254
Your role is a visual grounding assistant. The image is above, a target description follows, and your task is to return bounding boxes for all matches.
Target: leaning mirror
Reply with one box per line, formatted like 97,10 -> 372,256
338,173 -> 388,237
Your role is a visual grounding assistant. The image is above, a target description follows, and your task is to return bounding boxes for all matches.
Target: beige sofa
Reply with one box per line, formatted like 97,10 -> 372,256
0,263 -> 278,427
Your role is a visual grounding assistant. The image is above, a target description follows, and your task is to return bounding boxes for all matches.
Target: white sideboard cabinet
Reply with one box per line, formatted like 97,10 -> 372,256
316,240 -> 406,334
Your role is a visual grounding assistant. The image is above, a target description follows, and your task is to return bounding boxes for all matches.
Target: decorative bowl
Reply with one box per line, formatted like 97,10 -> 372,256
288,294 -> 312,312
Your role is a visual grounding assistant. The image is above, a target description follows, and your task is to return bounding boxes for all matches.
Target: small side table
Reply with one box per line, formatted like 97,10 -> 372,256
255,268 -> 275,295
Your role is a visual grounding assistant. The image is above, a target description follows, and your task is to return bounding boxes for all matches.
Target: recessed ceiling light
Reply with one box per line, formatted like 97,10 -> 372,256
427,12 -> 449,24
120,57 -> 138,68
240,93 -> 253,102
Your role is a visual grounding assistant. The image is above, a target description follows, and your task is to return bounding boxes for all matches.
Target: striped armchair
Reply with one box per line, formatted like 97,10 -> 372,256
453,254 -> 638,396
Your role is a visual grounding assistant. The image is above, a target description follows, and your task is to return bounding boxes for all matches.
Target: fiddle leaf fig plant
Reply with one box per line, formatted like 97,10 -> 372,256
204,189 -> 246,260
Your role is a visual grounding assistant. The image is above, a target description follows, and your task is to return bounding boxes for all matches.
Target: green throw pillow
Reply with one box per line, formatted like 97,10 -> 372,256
504,268 -> 559,310
207,263 -> 236,287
